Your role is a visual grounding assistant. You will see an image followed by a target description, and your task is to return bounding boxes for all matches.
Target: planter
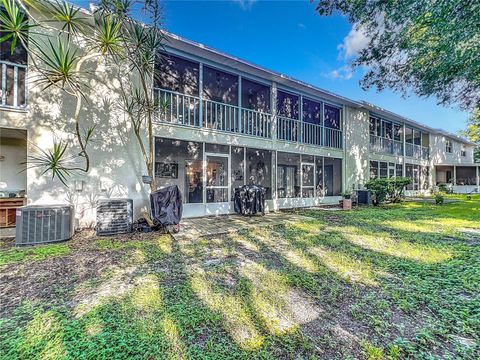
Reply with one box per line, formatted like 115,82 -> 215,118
342,199 -> 352,210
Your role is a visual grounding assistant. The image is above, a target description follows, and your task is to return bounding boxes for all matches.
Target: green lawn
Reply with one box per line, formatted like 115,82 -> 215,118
1,196 -> 479,359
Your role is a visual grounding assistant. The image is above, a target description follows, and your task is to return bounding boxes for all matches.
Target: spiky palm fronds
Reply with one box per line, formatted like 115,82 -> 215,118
45,0 -> 90,39
95,15 -> 124,56
27,141 -> 76,186
34,39 -> 81,94
0,0 -> 35,53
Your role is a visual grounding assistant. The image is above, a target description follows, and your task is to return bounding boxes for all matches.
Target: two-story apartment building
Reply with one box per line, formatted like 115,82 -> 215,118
0,8 -> 478,226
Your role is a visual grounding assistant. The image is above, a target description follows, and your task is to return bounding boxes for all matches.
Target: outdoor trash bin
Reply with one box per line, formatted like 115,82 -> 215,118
234,185 -> 266,216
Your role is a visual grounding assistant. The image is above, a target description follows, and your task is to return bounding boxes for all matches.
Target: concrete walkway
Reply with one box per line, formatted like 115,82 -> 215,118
173,211 -> 314,240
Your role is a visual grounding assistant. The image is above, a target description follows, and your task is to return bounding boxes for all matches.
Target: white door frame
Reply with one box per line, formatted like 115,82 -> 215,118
204,151 -> 231,215
300,162 -> 315,198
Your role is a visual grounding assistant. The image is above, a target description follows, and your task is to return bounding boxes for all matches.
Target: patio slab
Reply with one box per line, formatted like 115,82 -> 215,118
173,211 -> 314,240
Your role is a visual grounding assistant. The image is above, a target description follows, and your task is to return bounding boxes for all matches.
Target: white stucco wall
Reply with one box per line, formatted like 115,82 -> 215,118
343,106 -> 369,190
0,14 -> 151,228
0,134 -> 27,191
430,134 -> 475,165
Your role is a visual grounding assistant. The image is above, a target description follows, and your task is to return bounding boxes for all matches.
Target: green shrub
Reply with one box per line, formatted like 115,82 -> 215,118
435,193 -> 444,205
341,191 -> 352,199
365,177 -> 412,205
438,183 -> 448,193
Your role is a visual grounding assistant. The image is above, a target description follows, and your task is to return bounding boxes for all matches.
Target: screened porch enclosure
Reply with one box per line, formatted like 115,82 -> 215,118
435,165 -> 479,193
155,137 -> 343,217
154,52 -> 343,149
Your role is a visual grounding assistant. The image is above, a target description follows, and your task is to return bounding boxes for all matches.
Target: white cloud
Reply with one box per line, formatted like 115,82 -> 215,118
232,0 -> 257,10
298,23 -> 306,30
325,65 -> 354,80
338,26 -> 369,60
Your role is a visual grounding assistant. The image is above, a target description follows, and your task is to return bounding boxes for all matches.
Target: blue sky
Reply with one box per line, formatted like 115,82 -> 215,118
73,0 -> 469,133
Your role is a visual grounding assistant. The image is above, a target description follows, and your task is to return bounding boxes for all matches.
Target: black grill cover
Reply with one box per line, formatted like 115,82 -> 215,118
234,185 -> 266,216
150,185 -> 183,226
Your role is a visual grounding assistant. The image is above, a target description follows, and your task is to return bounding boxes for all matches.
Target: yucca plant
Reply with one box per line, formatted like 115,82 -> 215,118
94,0 -> 165,191
1,0 -> 164,193
0,0 -> 34,52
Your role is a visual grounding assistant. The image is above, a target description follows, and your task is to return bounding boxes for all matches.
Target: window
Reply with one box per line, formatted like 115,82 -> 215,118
0,7 -> 28,108
421,166 -> 429,190
241,78 -> 270,113
382,120 -> 392,139
445,139 -> 452,153
379,162 -> 388,178
324,105 -> 341,130
303,98 -> 321,125
461,145 -> 466,157
277,90 -> 299,119
155,138 -> 203,204
456,167 -> 476,185
156,53 -> 199,96
369,117 -> 381,136
405,127 -> 413,143
413,130 -> 422,146
277,152 -> 300,198
323,157 -> 342,196
393,124 -> 402,141
388,162 -> 395,178
246,148 -> 272,199
203,66 -> 238,105
406,163 -> 421,190
231,146 -> 245,200
370,161 -> 379,179
395,164 -> 403,177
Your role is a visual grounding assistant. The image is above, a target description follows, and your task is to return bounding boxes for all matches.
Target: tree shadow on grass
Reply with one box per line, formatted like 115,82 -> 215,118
1,206 -> 479,360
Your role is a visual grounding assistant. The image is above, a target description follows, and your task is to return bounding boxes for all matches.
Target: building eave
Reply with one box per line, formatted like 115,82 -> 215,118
162,31 -> 363,109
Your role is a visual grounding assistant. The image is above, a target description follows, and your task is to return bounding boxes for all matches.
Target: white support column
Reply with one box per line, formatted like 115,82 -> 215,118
202,142 -> 206,204
238,75 -> 242,133
271,82 -> 277,142
199,63 -> 204,128
1,63 -> 6,106
402,123 -> 406,177
476,166 -> 479,189
299,94 -> 303,144
271,82 -> 278,206
453,165 -> 457,187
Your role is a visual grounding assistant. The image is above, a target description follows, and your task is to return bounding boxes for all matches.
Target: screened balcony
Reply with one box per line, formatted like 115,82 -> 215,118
155,53 -> 272,139
154,52 -> 342,148
276,92 -> 342,149
369,116 -> 429,159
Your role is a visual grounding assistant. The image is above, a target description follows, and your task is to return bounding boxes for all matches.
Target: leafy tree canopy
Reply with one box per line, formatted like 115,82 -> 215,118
459,109 -> 480,162
316,0 -> 480,111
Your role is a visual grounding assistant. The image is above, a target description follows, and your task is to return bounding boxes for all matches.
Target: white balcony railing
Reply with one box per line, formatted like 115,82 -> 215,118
155,88 -> 342,148
155,89 -> 271,139
277,116 -> 343,149
277,116 -> 301,142
370,135 -> 403,156
405,143 -> 429,160
370,135 -> 429,159
1,60 -> 27,109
